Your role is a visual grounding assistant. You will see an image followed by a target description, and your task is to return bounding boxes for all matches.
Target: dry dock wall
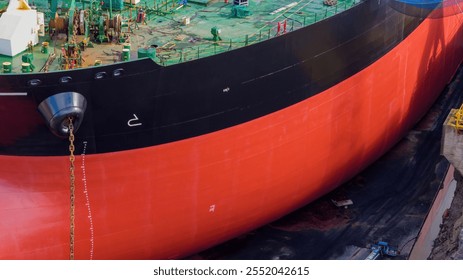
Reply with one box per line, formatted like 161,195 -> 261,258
434,110 -> 463,259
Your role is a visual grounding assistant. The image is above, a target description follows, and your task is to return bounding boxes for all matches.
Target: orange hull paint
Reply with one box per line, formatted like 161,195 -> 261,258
1,13 -> 463,259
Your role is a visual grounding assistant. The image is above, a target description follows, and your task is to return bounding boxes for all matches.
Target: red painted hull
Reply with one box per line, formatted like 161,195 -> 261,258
1,10 -> 463,259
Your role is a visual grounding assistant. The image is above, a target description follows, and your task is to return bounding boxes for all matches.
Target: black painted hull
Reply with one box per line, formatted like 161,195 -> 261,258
0,0 -> 433,155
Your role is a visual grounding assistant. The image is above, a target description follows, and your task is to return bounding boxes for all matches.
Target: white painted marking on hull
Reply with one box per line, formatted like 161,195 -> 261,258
128,114 -> 142,127
0,92 -> 28,96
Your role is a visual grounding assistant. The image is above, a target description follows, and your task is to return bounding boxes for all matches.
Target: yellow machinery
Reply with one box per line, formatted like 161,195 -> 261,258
448,103 -> 463,131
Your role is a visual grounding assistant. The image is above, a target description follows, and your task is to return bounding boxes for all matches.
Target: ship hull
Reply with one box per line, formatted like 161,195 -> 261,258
1,1 -> 463,259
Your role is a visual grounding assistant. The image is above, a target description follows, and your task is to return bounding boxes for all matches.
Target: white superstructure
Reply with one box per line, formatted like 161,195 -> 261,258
0,0 -> 40,56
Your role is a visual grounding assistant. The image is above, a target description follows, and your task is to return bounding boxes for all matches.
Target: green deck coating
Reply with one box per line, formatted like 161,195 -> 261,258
0,0 -> 360,73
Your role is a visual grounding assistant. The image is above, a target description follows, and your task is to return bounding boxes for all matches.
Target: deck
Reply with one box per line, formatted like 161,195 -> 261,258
0,0 -> 359,73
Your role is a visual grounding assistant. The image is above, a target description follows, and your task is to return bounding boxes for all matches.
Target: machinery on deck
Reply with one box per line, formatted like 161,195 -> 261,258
365,241 -> 399,260
48,0 -> 131,68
